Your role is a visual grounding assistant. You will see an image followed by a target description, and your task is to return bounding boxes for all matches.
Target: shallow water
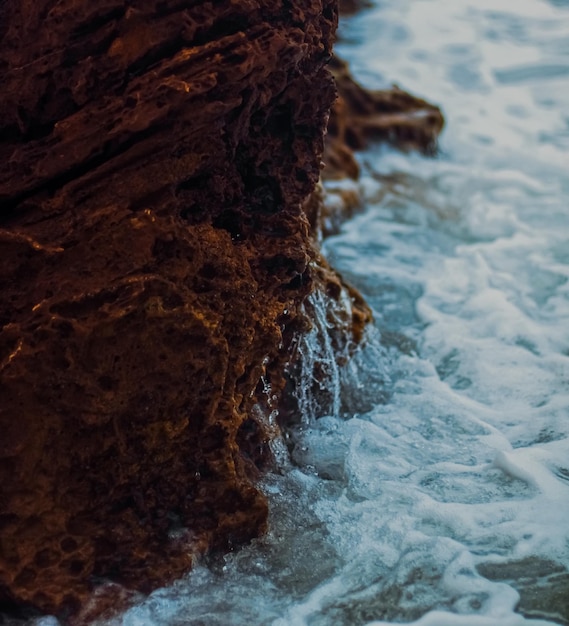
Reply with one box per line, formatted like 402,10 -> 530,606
37,1 -> 569,625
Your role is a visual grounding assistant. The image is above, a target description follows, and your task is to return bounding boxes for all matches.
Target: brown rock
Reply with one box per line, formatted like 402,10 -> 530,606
338,0 -> 373,16
0,0 -> 339,619
327,55 -> 445,159
318,54 -> 445,236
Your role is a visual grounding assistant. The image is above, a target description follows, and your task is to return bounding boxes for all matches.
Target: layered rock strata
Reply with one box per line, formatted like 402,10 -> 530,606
0,0 -> 342,618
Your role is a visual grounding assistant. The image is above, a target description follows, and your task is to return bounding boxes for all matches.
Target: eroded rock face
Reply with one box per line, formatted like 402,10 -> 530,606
0,0 -> 338,618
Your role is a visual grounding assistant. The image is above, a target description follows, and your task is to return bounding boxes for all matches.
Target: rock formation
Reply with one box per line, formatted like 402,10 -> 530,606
338,0 -> 372,16
319,54 -> 445,235
327,55 -> 444,167
0,0 -> 341,619
0,0 -> 444,621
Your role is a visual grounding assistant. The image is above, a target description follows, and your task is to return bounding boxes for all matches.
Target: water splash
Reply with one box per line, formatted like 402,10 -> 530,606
289,287 -> 390,425
292,289 -> 345,423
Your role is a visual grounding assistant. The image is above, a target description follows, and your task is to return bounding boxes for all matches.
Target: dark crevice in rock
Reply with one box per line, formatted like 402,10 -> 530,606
69,6 -> 126,44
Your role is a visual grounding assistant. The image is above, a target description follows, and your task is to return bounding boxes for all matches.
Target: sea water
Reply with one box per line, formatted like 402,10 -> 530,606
37,0 -> 569,624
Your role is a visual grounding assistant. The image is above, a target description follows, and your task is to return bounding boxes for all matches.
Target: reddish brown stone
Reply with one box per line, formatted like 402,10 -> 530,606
318,54 -> 445,236
0,0 -> 339,619
325,54 -> 445,180
338,0 -> 373,16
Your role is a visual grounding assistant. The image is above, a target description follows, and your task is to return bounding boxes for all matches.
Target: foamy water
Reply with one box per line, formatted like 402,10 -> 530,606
33,1 -> 569,625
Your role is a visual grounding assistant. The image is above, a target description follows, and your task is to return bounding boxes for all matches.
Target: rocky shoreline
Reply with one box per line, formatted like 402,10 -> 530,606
0,1 -> 442,621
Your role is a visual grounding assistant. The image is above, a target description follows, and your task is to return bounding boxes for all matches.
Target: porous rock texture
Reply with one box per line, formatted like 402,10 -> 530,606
0,0 -> 343,619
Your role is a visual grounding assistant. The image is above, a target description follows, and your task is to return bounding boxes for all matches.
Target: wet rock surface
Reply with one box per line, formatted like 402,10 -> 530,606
328,55 -> 444,158
0,0 -> 338,619
320,54 -> 445,236
478,558 -> 569,626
